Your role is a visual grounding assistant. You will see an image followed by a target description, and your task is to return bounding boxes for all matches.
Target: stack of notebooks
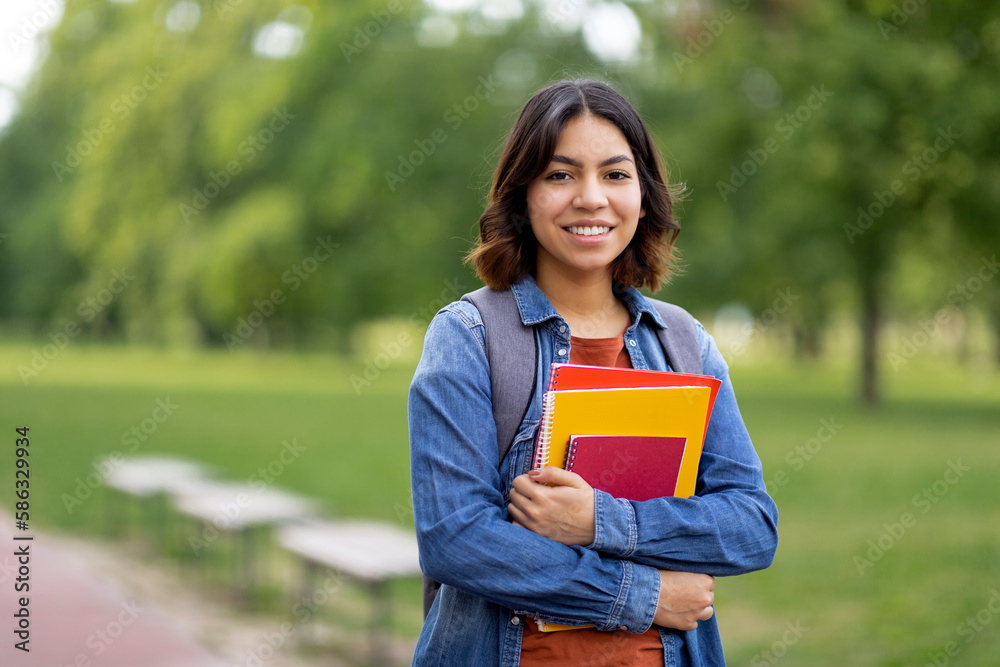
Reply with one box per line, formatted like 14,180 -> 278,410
530,362 -> 722,632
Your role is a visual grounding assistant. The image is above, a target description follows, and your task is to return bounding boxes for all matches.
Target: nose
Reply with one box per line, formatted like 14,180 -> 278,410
572,173 -> 608,210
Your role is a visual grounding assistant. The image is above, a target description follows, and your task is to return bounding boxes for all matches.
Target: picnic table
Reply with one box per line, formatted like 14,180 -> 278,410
276,519 -> 422,665
170,481 -> 318,596
102,455 -> 213,548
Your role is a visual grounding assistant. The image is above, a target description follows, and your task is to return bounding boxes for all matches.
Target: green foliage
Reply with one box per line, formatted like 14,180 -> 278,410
0,0 -> 997,396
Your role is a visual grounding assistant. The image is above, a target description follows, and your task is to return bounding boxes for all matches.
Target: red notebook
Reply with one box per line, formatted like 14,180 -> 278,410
565,435 -> 688,501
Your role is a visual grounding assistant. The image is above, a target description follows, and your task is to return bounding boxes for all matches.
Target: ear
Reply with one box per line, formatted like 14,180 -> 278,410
639,207 -> 647,219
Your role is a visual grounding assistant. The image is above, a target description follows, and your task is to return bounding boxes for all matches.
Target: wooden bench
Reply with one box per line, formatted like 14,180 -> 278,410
102,455 -> 213,548
170,481 -> 318,597
276,519 -> 422,664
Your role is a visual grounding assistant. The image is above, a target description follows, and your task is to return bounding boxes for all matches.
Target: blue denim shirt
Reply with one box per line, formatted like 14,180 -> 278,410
408,274 -> 778,666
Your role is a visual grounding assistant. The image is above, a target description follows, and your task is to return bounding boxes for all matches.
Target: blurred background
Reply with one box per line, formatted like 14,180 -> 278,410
0,0 -> 998,665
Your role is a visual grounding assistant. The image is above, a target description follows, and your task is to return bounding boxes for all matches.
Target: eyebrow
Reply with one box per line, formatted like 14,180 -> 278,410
550,154 -> 634,169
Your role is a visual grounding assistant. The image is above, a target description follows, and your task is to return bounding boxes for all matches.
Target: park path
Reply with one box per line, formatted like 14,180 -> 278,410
0,514 -> 415,667
0,516 -> 229,667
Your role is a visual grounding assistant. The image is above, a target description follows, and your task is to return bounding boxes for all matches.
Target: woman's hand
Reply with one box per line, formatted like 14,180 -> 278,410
653,570 -> 715,631
508,466 -> 595,546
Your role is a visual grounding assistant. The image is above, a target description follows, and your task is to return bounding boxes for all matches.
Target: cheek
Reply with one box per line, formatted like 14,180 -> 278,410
626,187 -> 645,219
525,185 -> 542,219
531,181 -> 577,217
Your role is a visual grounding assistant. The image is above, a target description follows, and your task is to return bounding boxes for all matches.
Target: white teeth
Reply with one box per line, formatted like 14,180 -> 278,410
566,226 -> 611,236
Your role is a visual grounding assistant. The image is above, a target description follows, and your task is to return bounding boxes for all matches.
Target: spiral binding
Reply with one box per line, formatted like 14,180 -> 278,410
564,438 -> 578,471
532,390 -> 557,469
550,363 -> 563,388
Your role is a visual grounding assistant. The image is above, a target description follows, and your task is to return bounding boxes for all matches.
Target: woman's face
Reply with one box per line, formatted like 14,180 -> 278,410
526,113 -> 645,282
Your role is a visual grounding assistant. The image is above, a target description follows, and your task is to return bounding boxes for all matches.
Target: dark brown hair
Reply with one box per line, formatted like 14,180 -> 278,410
465,78 -> 682,292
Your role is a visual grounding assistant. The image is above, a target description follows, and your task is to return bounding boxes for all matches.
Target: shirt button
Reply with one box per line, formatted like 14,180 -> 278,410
559,325 -> 567,333
511,616 -> 520,625
619,625 -> 627,631
557,348 -> 567,357
628,339 -> 636,347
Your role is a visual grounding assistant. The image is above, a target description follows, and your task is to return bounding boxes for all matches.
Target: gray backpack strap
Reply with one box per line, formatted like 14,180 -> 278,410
461,287 -> 537,465
647,299 -> 703,375
423,287 -> 536,619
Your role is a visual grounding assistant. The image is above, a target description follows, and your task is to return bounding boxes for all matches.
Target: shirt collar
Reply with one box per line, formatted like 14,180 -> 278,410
509,274 -> 669,330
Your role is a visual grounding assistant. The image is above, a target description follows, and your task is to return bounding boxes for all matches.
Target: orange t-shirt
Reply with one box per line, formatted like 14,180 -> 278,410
519,327 -> 663,665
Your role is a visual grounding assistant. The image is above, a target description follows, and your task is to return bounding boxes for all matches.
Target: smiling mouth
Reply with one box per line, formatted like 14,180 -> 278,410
565,225 -> 611,236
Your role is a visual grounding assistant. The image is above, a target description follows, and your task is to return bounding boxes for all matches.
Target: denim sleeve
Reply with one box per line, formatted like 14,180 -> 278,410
409,304 -> 660,632
589,320 -> 779,576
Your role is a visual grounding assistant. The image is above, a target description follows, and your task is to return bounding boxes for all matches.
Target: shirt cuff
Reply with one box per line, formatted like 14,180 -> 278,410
589,489 -> 638,557
603,560 -> 660,633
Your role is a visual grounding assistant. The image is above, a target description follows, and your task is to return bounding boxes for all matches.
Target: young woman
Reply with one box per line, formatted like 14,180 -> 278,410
408,79 -> 778,666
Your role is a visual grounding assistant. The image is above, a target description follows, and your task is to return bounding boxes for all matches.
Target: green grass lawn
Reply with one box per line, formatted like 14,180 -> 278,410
1,341 -> 998,664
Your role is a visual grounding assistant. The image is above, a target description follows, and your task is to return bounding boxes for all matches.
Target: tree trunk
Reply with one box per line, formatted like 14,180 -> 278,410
860,273 -> 880,407
794,320 -> 822,359
994,305 -> 1000,366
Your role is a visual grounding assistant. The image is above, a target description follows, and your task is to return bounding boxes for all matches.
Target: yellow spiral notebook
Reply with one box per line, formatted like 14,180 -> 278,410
533,385 -> 711,498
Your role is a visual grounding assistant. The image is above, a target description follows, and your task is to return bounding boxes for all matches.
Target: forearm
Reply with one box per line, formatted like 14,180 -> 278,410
589,323 -> 779,574
591,474 -> 778,575
415,491 -> 660,631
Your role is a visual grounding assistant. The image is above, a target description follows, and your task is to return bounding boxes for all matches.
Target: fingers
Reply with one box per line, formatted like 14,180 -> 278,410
654,570 -> 716,631
508,481 -> 540,529
509,470 -> 571,511
508,507 -> 526,528
530,465 -> 587,488
510,473 -> 536,497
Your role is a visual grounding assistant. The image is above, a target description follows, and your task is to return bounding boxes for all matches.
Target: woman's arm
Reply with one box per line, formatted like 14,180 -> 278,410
590,321 -> 778,574
508,320 -> 778,576
409,303 -> 661,631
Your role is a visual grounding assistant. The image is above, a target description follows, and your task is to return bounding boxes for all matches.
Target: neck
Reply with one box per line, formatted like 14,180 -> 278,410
534,261 -> 628,338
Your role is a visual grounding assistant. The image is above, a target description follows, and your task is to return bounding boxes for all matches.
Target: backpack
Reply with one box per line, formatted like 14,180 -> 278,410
422,286 -> 704,617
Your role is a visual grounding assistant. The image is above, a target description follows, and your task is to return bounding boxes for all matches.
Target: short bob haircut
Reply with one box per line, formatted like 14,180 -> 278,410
465,78 -> 682,293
